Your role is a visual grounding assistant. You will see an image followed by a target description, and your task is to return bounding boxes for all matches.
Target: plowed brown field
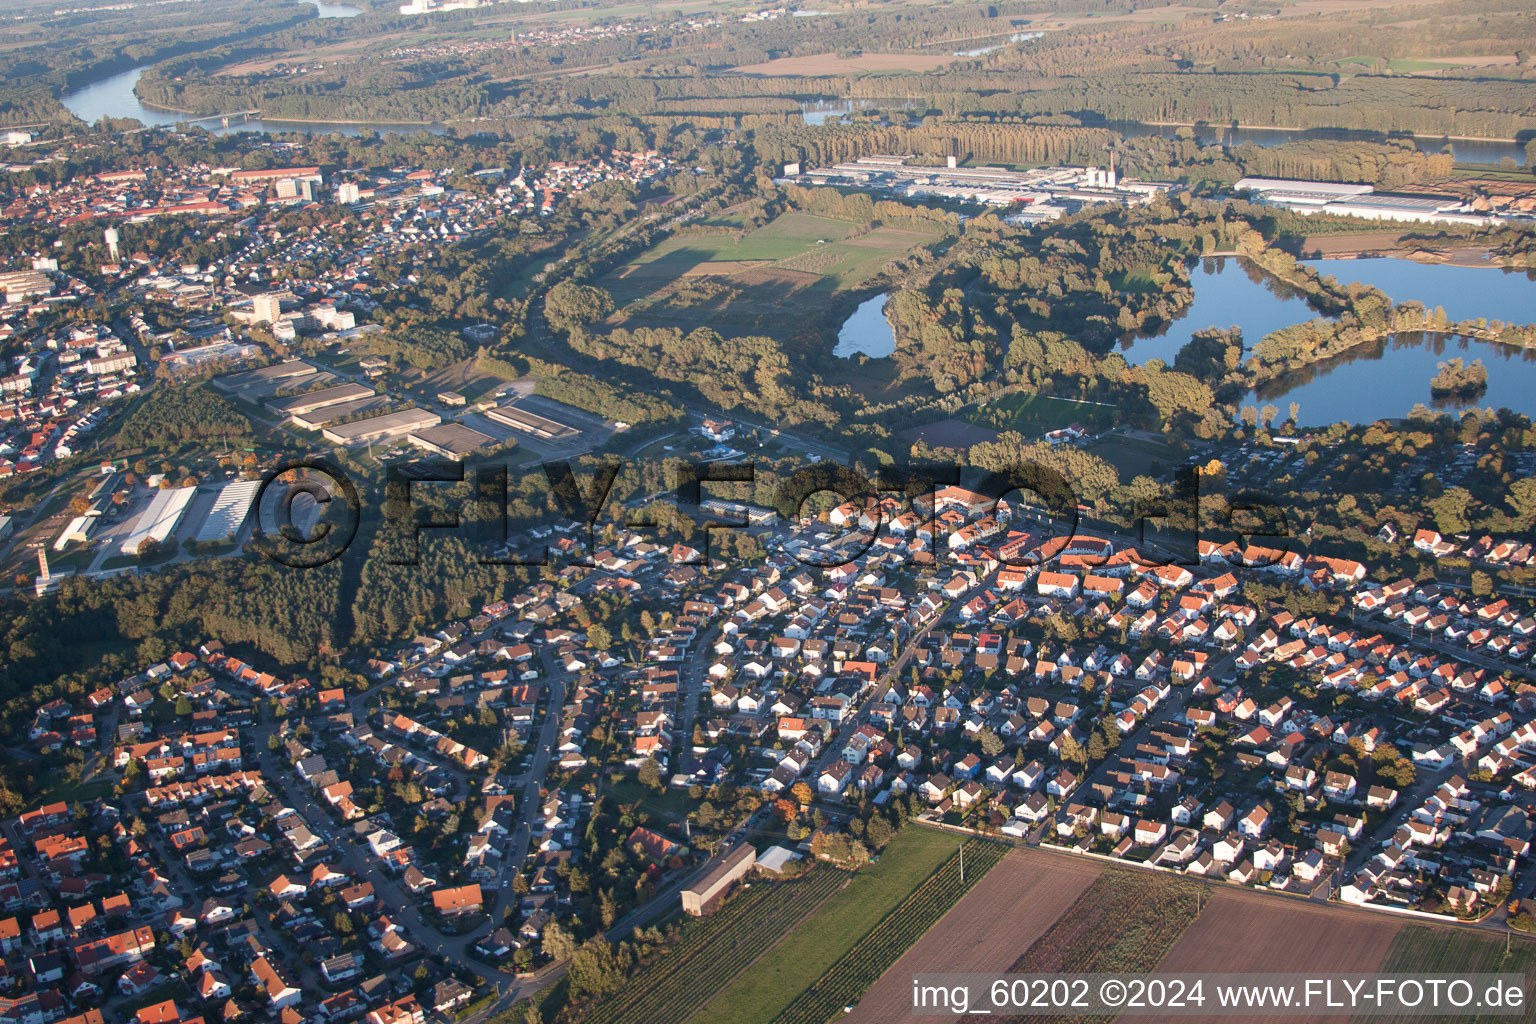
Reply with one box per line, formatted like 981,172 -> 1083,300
1132,888 -> 1401,1024
846,849 -> 1103,1024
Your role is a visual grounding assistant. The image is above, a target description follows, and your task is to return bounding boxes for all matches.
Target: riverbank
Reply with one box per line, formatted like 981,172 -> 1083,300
1297,233 -> 1498,266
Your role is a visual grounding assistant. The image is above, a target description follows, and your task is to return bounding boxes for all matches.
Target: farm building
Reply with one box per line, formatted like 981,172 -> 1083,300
681,843 -> 756,916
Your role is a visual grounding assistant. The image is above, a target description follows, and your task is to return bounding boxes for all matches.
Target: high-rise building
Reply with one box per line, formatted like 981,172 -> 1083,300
253,294 -> 283,324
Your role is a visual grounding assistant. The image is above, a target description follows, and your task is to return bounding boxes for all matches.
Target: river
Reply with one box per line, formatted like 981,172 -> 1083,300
59,0 -> 448,137
62,64 -> 444,137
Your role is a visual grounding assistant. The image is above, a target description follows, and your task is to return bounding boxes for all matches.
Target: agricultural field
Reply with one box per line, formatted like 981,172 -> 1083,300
774,839 -> 1008,1024
1351,925 -> 1536,1024
581,866 -> 849,1024
689,826 -> 962,1024
847,849 -> 1103,1024
1144,889 -> 1401,1024
601,212 -> 941,338
975,868 -> 1206,1024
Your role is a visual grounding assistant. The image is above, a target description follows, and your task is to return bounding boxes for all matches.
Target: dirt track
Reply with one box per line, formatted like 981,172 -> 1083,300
846,849 -> 1103,1024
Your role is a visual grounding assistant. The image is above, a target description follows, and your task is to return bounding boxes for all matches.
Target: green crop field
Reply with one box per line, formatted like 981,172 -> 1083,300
688,827 -> 968,1024
1355,926 -> 1536,1024
580,866 -> 849,1024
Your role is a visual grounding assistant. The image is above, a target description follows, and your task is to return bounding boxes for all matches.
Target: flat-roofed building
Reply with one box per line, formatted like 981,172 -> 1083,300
408,423 -> 497,459
120,487 -> 195,556
323,408 -> 441,446
680,843 -> 756,916
289,395 -> 392,430
267,383 -> 374,418
196,479 -> 261,543
486,403 -> 577,440
214,359 -> 319,394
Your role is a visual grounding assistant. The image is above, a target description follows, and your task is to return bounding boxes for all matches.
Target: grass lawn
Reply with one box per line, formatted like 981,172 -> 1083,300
604,212 -> 942,315
605,775 -> 692,825
688,827 -> 958,1024
632,212 -> 859,266
37,777 -> 114,807
1113,266 -> 1168,294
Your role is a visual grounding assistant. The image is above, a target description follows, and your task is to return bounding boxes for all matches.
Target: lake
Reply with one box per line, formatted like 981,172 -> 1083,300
835,294 -> 896,358
1306,258 -> 1536,326
800,98 -> 919,126
1121,256 -> 1536,422
954,31 -> 1043,57
1244,331 -> 1536,423
61,65 -> 443,136
1117,257 -> 1322,368
307,0 -> 362,15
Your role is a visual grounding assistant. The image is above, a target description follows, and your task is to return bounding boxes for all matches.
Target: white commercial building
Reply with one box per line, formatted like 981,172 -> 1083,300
120,486 -> 195,556
196,479 -> 261,543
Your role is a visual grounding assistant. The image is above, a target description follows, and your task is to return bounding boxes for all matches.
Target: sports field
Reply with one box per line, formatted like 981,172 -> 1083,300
973,392 -> 1120,435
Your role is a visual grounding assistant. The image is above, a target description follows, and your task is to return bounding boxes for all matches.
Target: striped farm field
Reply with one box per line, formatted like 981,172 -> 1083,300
847,847 -> 1103,1024
772,838 -> 1008,1024
976,867 -> 1206,1024
580,866 -> 848,1024
690,826 -> 963,1024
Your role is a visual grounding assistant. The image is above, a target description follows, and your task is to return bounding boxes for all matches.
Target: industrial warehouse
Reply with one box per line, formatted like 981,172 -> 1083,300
321,407 -> 442,446
486,402 -> 580,440
266,382 -> 376,421
1233,177 -> 1514,226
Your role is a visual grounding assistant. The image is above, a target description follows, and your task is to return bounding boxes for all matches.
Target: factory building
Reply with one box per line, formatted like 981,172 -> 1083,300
322,408 -> 441,446
407,423 -> 497,459
780,155 -> 1171,215
680,844 -> 756,916
486,403 -> 578,440
120,486 -> 196,556
1234,178 -> 1493,227
267,383 -> 375,419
